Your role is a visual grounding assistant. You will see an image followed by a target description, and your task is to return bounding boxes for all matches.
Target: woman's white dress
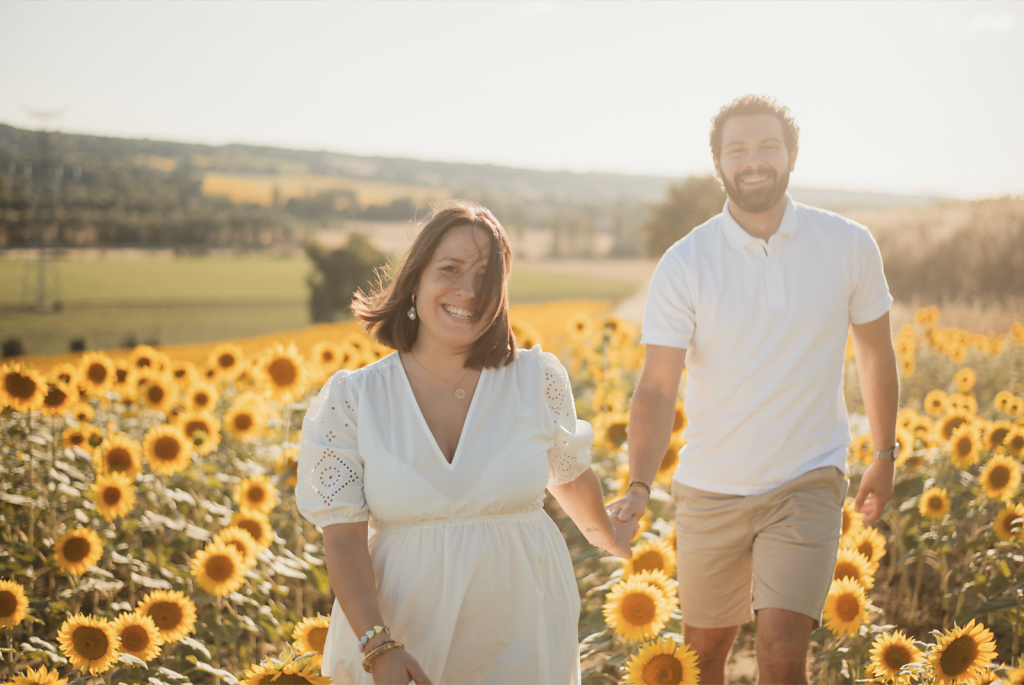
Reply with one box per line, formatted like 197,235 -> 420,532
296,346 -> 594,685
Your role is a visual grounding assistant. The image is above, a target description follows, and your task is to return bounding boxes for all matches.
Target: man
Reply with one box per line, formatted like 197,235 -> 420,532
608,94 -> 899,684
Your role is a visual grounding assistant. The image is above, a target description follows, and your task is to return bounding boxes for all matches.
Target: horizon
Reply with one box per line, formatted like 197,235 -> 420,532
2,2 -> 1022,200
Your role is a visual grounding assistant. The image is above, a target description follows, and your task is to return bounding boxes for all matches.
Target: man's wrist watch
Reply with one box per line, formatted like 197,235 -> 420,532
874,442 -> 899,462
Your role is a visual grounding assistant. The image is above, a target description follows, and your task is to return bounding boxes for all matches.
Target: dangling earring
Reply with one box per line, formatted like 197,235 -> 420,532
407,294 -> 417,321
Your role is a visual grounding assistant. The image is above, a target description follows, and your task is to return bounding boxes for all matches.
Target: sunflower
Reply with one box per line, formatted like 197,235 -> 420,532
241,654 -> 332,685
939,412 -> 973,441
985,420 -> 1014,453
1005,426 -> 1024,459
39,379 -> 74,416
949,393 -> 978,416
632,569 -> 679,613
136,590 -> 197,644
54,527 -> 103,575
1005,667 -> 1024,685
655,438 -> 682,486
170,360 -> 199,387
602,315 -> 637,348
175,410 -> 222,456
234,474 -> 279,515
664,526 -> 676,551
208,343 -> 246,381
914,305 -> 939,328
994,391 -> 1015,414
624,636 -> 701,685
57,613 -> 120,675
275,447 -> 299,488
566,312 -> 595,339
669,400 -> 688,435
841,498 -> 865,545
78,352 -> 116,397
994,502 -> 1024,543
0,578 -> 29,628
62,423 -> 103,457
5,665 -> 69,685
980,454 -> 1021,501
924,389 -> 950,417
594,411 -> 631,449
0,363 -> 46,413
111,611 -> 162,662
954,367 -> 976,394
899,354 -> 915,377
224,398 -> 268,442
184,379 -> 219,413
849,433 -> 874,465
928,620 -> 997,684
869,630 -> 923,685
142,424 -> 193,476
602,576 -> 672,642
511,319 -> 545,351
231,511 -> 274,551
130,345 -> 166,373
292,614 -> 330,662
1009,397 -> 1024,418
847,526 -> 887,573
833,548 -> 875,590
138,373 -> 178,415
91,472 -> 136,521
822,577 -> 867,638
253,343 -> 310,404
919,487 -> 951,520
893,429 -> 916,468
50,362 -> 81,388
310,340 -> 343,380
624,538 -> 677,578
72,402 -> 95,423
93,432 -> 142,480
109,363 -> 139,402
212,526 -> 260,567
191,540 -> 248,597
336,340 -> 366,371
949,424 -> 983,469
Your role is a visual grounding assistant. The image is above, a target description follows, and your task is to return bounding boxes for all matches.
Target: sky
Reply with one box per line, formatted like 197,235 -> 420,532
1,2 -> 1022,200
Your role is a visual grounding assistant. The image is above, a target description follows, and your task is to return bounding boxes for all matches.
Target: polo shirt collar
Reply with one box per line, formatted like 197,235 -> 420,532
721,194 -> 798,250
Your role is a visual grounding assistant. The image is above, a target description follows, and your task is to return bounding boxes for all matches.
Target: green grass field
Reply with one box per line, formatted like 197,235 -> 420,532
0,257 -> 638,356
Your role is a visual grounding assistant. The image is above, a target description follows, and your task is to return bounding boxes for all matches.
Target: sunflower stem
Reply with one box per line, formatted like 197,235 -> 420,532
910,547 -> 926,621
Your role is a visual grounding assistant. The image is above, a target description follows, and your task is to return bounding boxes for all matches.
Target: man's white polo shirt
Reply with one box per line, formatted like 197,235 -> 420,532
641,194 -> 893,495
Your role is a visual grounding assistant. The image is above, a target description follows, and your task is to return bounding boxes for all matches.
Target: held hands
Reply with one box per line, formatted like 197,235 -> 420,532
371,648 -> 432,685
605,485 -> 650,539
602,512 -> 637,559
854,459 -> 895,524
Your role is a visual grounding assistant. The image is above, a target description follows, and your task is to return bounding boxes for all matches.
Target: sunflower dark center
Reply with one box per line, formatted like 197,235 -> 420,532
643,654 -> 683,685
121,624 -> 150,651
621,593 -> 656,625
227,540 -> 248,558
218,353 -> 235,369
633,552 -> 665,574
857,542 -> 873,560
106,447 -> 132,472
990,428 -> 1009,448
989,466 -> 1011,490
842,510 -> 851,535
884,645 -> 910,669
237,520 -> 263,542
0,590 -> 16,617
205,555 -> 236,582
185,421 -> 209,438
148,601 -> 183,630
234,414 -> 253,431
308,626 -> 328,653
265,677 -> 314,684
87,363 -> 107,384
72,625 -> 109,661
89,433 -> 103,448
321,351 -> 334,362
154,436 -> 181,461
247,486 -> 266,503
939,635 -> 977,677
835,594 -> 860,622
956,437 -> 972,457
63,537 -> 92,563
4,372 -> 37,400
44,386 -> 68,407
672,409 -> 686,433
660,447 -> 678,471
116,369 -> 128,383
68,432 -> 85,446
929,496 -> 944,511
102,487 -> 122,506
194,392 -> 210,407
268,358 -> 297,386
834,563 -> 860,583
1012,435 -> 1024,451
608,423 -> 628,445
147,386 -> 165,404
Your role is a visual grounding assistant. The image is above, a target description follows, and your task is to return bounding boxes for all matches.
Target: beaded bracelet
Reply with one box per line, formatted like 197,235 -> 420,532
629,481 -> 652,496
357,625 -> 390,653
362,640 -> 405,673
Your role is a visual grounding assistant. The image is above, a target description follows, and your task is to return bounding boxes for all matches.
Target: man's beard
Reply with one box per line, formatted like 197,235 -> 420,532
721,166 -> 791,214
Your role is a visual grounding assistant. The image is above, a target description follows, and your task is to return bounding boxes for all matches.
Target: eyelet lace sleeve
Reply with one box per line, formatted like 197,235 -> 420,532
539,350 -> 595,487
295,370 -> 369,527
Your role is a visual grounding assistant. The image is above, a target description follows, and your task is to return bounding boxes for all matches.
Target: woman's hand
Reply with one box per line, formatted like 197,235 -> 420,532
370,647 -> 432,685
603,512 -> 637,559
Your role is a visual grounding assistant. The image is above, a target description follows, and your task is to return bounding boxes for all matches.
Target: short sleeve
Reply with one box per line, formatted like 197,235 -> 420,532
538,350 -> 594,487
640,246 -> 694,349
295,370 -> 369,527
849,226 -> 894,325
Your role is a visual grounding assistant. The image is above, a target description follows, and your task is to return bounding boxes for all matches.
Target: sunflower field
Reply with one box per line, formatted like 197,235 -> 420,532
1,302 -> 1023,684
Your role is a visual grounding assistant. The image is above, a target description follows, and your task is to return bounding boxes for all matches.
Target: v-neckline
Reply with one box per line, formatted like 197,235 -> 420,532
395,353 -> 485,469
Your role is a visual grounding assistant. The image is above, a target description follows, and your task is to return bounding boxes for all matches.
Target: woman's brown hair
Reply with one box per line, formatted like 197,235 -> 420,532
351,200 -> 517,369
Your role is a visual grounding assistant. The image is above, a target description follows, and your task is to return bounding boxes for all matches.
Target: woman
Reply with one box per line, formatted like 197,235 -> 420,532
296,200 -> 635,685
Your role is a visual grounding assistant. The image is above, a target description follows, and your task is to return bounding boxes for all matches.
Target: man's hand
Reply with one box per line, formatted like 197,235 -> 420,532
605,486 -> 649,539
854,459 -> 894,524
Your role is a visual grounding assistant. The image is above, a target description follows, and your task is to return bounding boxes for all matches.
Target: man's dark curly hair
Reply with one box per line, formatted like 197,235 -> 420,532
709,94 -> 800,160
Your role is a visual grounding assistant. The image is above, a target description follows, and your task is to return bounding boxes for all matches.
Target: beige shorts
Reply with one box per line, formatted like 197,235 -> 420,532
672,466 -> 848,628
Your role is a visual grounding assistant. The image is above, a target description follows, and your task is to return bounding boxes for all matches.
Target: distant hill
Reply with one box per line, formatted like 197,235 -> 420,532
0,122 -> 940,210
